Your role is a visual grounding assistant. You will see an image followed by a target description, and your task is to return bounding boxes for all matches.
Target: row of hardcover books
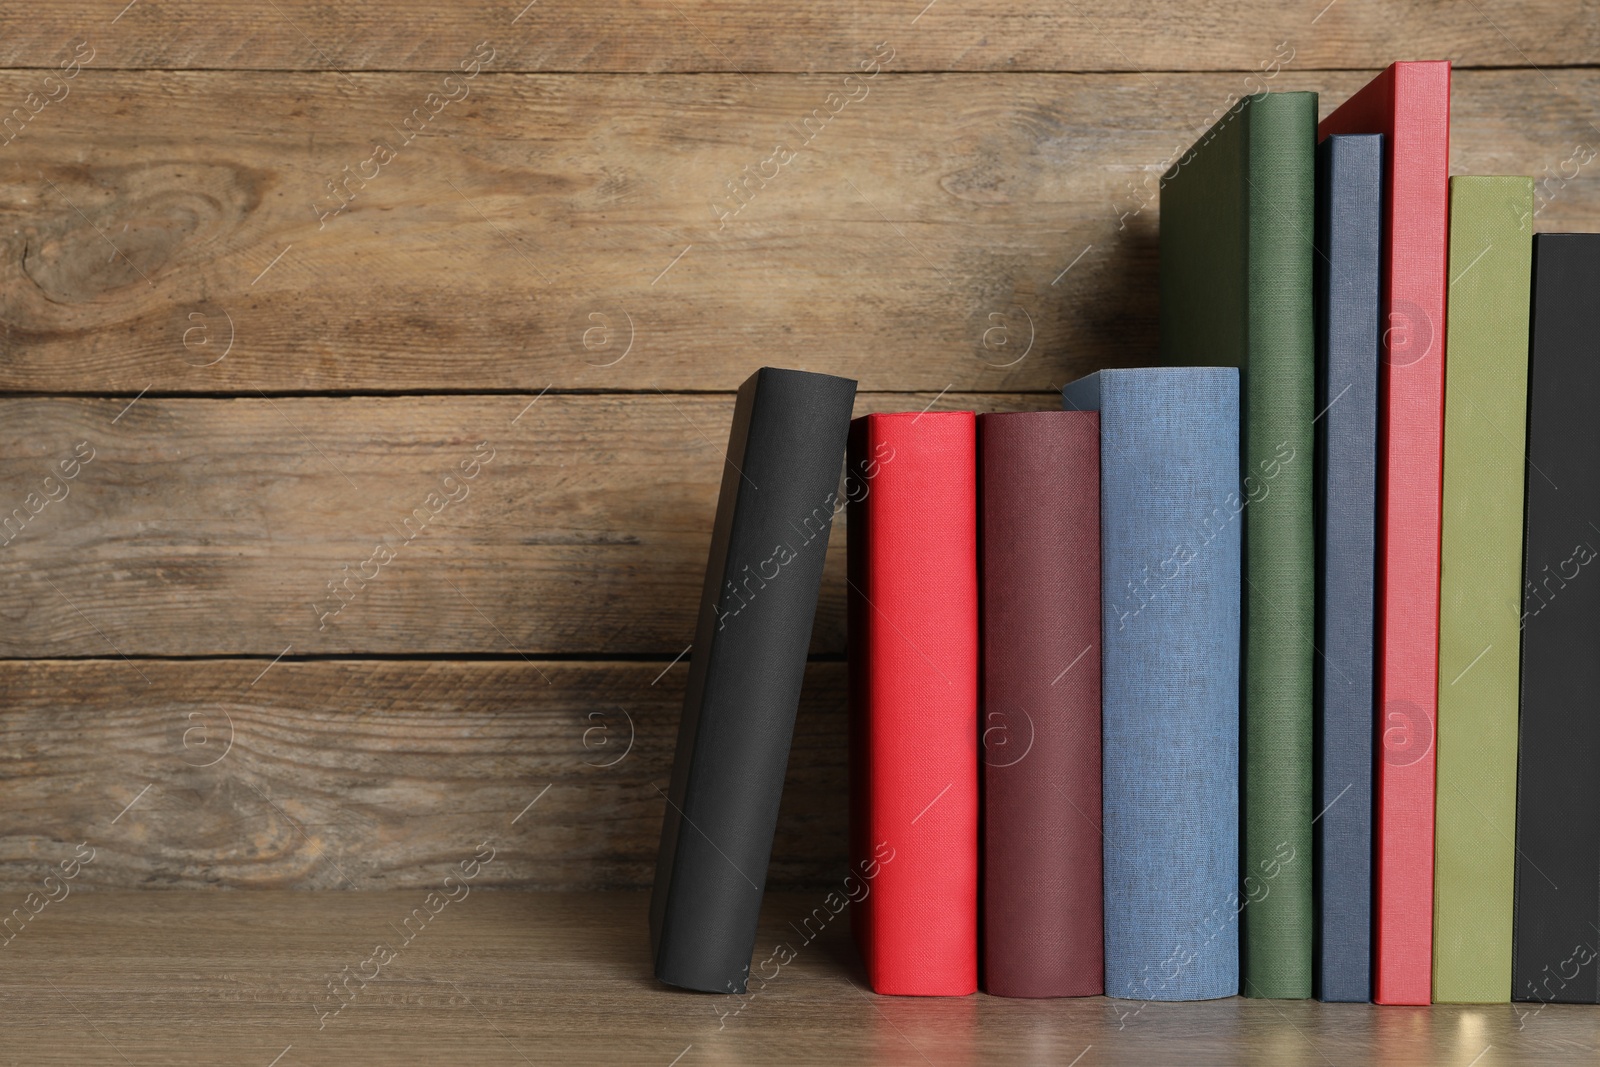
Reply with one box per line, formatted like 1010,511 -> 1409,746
651,60 -> 1600,1007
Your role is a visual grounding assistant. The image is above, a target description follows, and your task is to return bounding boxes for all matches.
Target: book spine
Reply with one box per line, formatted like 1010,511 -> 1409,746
1240,90 -> 1318,1001
1432,177 -> 1533,1004
1320,61 -> 1451,1005
1513,234 -> 1600,1006
652,367 -> 858,994
978,410 -> 1103,998
1312,134 -> 1381,1003
1063,367 -> 1241,1002
848,411 -> 979,996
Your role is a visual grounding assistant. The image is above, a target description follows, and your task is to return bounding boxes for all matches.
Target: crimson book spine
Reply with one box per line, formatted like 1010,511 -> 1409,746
848,411 -> 979,996
1318,60 -> 1451,1006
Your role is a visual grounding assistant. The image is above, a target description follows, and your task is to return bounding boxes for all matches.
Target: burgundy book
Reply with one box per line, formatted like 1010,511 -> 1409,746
978,410 -> 1103,997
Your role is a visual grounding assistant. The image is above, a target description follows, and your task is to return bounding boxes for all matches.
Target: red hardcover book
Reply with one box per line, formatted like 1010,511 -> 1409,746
978,411 -> 1102,997
1319,60 -> 1450,1006
848,411 -> 979,996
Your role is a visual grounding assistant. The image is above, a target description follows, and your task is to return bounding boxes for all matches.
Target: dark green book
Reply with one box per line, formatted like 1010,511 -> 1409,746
1159,91 -> 1317,999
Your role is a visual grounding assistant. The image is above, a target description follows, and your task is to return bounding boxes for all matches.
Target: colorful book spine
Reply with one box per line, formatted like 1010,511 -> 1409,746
848,411 -> 979,996
1513,234 -> 1600,1005
651,367 -> 858,994
978,410 -> 1103,998
1312,133 -> 1382,1003
1160,90 -> 1318,1000
1063,368 -> 1241,1002
1319,60 -> 1452,1005
1432,177 -> 1534,1004
1164,91 -> 1312,1004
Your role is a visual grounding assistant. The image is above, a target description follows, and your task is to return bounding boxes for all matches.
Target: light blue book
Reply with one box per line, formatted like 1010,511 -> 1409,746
1063,367 -> 1241,1001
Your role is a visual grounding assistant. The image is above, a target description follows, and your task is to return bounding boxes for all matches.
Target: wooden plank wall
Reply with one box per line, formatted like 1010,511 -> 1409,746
2,0 -> 1598,889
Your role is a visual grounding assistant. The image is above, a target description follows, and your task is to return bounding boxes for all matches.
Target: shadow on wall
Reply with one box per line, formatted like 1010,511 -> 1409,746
1073,212 -> 1160,376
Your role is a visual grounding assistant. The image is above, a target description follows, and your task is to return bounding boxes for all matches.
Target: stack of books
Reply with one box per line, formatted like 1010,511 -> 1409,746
651,61 -> 1600,1007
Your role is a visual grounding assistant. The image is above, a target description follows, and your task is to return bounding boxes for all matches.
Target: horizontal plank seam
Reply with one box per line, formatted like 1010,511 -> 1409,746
0,652 -> 849,664
0,389 -> 1064,400
0,64 -> 1587,75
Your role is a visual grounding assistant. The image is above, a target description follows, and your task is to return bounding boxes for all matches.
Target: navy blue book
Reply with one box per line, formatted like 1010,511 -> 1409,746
1312,133 -> 1381,1003
1063,367 -> 1241,1001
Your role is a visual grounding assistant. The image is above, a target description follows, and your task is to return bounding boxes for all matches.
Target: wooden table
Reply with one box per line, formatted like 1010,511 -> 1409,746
0,890 -> 1592,1065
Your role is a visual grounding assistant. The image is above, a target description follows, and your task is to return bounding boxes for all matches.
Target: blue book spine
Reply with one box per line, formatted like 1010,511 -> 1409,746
1312,134 -> 1381,1003
1063,367 -> 1241,1001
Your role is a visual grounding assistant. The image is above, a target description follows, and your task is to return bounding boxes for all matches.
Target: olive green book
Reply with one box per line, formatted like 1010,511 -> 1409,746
1159,92 -> 1317,999
1433,176 -> 1533,1004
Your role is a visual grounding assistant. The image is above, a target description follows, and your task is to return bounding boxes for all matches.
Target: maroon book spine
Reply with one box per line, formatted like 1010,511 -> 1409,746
978,410 -> 1103,997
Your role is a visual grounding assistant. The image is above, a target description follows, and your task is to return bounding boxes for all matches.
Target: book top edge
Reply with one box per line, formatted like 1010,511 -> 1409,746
976,409 -> 1097,422
1391,59 -> 1451,74
1449,175 -> 1533,186
1064,367 -> 1240,385
853,410 -> 975,424
1533,232 -> 1600,243
745,366 -> 858,389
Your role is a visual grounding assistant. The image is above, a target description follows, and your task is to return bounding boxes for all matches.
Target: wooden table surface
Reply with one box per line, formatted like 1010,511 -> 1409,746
0,889 -> 1592,1066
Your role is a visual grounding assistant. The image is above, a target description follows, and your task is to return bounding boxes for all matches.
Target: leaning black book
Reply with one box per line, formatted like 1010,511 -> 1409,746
650,366 -> 858,994
1513,234 -> 1600,1005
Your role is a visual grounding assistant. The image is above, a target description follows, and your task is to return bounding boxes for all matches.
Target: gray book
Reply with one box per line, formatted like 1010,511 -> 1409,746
1312,133 -> 1381,1003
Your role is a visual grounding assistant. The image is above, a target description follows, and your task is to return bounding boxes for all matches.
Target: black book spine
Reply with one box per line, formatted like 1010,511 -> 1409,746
650,366 -> 858,994
1312,133 -> 1381,1003
1513,234 -> 1600,1005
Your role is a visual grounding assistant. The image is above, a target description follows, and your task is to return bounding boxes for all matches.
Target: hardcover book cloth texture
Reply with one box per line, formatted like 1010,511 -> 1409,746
979,410 -> 1103,998
1513,234 -> 1600,1005
1311,132 -> 1382,1004
848,411 -> 980,996
651,367 -> 858,994
1319,61 -> 1452,1005
1161,90 -> 1318,1000
1063,368 -> 1241,1002
1432,176 -> 1533,1004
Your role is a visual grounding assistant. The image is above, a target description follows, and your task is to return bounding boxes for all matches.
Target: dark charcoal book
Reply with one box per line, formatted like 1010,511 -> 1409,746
650,366 -> 858,994
978,410 -> 1103,998
1312,133 -> 1381,1003
1513,234 -> 1600,1006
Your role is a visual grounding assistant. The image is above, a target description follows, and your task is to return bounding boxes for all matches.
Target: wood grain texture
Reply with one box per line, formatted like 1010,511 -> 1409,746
4,70 -> 1600,393
2,1 -> 1598,72
0,392 -> 1048,657
0,889 -> 1594,1065
0,659 -> 846,890
3,1 -> 1600,1006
